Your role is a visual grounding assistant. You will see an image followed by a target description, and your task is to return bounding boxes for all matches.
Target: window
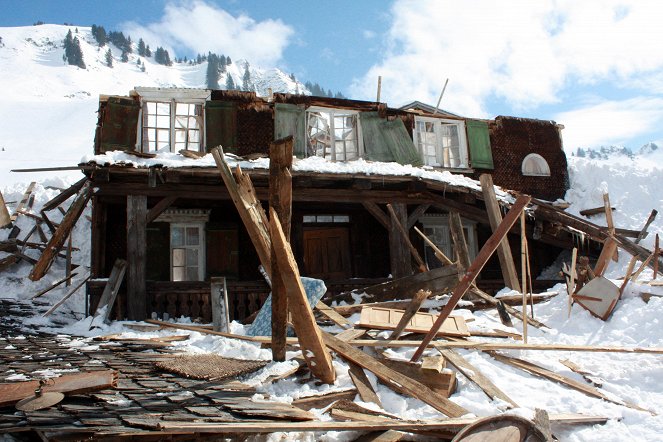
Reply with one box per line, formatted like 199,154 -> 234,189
413,117 -> 469,168
303,215 -> 350,224
170,223 -> 205,281
306,108 -> 362,161
420,215 -> 477,269
135,87 -> 210,153
522,153 -> 551,176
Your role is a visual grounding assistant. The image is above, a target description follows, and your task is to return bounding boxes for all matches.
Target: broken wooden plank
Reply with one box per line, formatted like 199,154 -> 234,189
414,226 -> 453,265
316,301 -> 351,329
126,194 -> 147,320
358,306 -> 470,337
438,349 -> 518,407
386,203 -> 427,273
363,201 -> 389,230
158,413 -> 610,433
412,195 -> 532,362
480,174 -> 521,292
580,206 -> 616,217
448,210 -> 471,270
90,259 -> 127,327
292,389 -> 358,411
219,397 -> 316,421
0,370 -> 117,407
0,190 -> 10,228
407,204 -> 431,230
43,273 -> 91,317
358,264 -> 459,302
211,277 -> 230,333
636,209 -> 658,244
323,331 -> 468,417
388,289 -> 430,340
178,149 -> 205,159
654,234 -> 660,279
388,203 -> 412,278
378,358 -> 456,397
269,136 -> 294,362
29,182 -> 92,281
348,362 -> 382,407
9,182 -> 36,223
270,207 -> 335,384
41,178 -> 87,212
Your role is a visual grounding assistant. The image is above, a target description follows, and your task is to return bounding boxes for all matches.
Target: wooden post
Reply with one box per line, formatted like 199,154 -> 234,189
65,234 -> 73,287
480,174 -> 521,291
411,195 -> 531,362
414,226 -> 453,265
568,248 -> 577,317
269,207 -> 336,384
270,136 -> 293,362
388,289 -> 431,340
594,193 -> 618,276
386,204 -> 427,273
654,234 -> 660,279
211,277 -> 230,333
10,182 -> 36,224
636,209 -> 657,244
0,190 -> 10,228
90,259 -> 127,326
520,212 -> 528,343
389,203 -> 411,278
29,182 -> 92,281
126,194 -> 147,320
448,211 -> 470,270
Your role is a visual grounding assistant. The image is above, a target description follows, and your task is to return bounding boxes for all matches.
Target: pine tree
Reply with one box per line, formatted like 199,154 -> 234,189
242,63 -> 252,91
225,73 -> 236,90
138,38 -> 146,56
121,50 -> 129,62
91,24 -> 106,47
63,30 -> 86,69
105,48 -> 113,67
154,47 -> 172,66
206,53 -> 220,89
145,45 -> 151,57
226,56 -> 231,65
72,37 -> 85,69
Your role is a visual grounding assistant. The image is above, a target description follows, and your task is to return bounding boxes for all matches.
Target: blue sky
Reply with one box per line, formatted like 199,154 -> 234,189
4,0 -> 663,154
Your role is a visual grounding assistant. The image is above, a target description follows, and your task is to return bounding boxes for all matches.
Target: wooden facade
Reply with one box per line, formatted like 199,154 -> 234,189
86,88 -> 575,322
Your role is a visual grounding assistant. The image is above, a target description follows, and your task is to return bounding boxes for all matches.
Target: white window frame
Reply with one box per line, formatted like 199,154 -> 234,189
413,116 -> 469,169
170,222 -> 206,282
135,87 -> 210,154
521,153 -> 551,176
305,107 -> 363,161
420,214 -> 477,268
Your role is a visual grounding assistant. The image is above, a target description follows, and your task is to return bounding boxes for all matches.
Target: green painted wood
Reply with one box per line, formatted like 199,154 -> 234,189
360,112 -> 423,166
467,119 -> 494,169
206,100 -> 237,153
274,103 -> 306,157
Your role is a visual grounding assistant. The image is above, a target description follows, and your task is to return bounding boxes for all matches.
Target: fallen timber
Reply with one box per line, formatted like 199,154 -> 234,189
145,320 -> 663,354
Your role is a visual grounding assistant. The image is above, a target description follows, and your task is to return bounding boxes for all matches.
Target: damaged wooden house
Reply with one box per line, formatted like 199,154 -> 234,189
82,87 -> 578,322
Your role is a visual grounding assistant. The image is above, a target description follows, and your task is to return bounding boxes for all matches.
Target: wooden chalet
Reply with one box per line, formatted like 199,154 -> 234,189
84,87 -> 577,322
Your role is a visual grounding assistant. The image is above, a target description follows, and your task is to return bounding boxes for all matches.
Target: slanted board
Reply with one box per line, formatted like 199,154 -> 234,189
358,306 -> 470,337
574,276 -> 620,320
217,397 -> 316,421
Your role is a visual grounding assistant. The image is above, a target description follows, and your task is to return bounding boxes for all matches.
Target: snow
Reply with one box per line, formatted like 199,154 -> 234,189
1,22 -> 663,442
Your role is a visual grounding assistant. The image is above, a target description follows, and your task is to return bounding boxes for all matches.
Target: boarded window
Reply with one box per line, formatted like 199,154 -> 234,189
466,120 -> 494,169
360,112 -> 423,166
98,97 -> 140,153
206,100 -> 237,153
274,103 -> 306,157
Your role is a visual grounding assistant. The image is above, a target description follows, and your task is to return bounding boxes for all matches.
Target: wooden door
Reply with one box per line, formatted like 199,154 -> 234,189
303,227 -> 351,280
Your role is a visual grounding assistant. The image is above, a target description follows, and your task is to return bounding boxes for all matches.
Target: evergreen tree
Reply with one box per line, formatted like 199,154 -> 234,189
121,50 -> 129,62
63,30 -> 86,69
226,56 -> 231,65
105,48 -> 113,67
154,47 -> 172,66
92,25 -> 107,46
137,38 -> 146,56
242,63 -> 252,91
145,45 -> 151,57
206,53 -> 220,89
225,72 -> 236,90
72,37 -> 85,69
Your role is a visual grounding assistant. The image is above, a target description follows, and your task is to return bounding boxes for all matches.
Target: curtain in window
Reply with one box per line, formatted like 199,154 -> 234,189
360,112 -> 423,166
274,103 -> 306,157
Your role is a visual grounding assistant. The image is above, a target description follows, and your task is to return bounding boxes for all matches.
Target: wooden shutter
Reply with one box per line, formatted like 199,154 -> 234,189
360,112 -> 422,166
205,100 -> 237,153
274,103 -> 306,157
466,120 -> 494,169
98,97 -> 140,153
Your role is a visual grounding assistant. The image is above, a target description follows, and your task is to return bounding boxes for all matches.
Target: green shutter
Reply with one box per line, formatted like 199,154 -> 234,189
274,103 -> 306,157
360,112 -> 423,166
99,97 -> 140,152
466,119 -> 494,169
205,100 -> 237,153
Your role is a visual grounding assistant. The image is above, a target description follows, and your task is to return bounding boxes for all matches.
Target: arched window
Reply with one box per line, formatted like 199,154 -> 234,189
522,153 -> 550,176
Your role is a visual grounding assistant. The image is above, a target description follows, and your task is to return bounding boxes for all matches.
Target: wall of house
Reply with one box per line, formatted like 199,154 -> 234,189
473,116 -> 569,201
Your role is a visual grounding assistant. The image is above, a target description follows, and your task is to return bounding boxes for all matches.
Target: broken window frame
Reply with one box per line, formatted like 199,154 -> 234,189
305,107 -> 363,161
420,214 -> 478,269
521,153 -> 551,176
413,116 -> 469,169
170,222 -> 206,282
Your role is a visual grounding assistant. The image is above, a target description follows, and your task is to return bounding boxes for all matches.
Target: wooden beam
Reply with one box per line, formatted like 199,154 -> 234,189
269,207 -> 335,384
269,136 -> 294,362
407,204 -> 430,229
439,349 -> 518,407
389,203 -> 412,278
412,195 -> 531,362
0,190 -> 10,228
636,209 -> 658,244
31,273 -> 78,300
212,147 -> 272,277
480,174 -> 521,292
348,362 -> 383,407
146,196 -> 177,223
211,277 -> 230,333
580,206 -> 615,217
43,274 -> 91,317
448,211 -> 471,270
41,178 -> 87,212
654,234 -> 660,279
359,263 -> 459,302
387,203 -> 427,273
388,289 -> 430,340
89,259 -> 126,326
322,331 -> 468,417
9,182 -> 36,223
362,202 -> 390,230
316,301 -> 351,329
126,194 -> 147,320
414,226 -> 453,266
292,389 -> 358,411
29,182 -> 92,281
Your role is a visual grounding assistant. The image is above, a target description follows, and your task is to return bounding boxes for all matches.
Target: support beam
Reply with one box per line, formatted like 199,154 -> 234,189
387,203 -> 427,273
146,196 -> 177,223
269,136 -> 293,362
126,194 -> 147,320
412,195 -> 531,362
407,204 -> 430,229
389,203 -> 411,278
9,182 -> 36,223
41,178 -> 87,212
362,202 -> 389,230
636,209 -> 658,244
480,174 -> 521,291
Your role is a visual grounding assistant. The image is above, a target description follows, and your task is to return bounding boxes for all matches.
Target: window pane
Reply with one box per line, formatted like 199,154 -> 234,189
189,130 -> 200,142
187,266 -> 199,281
317,215 -> 333,223
156,115 -> 170,128
172,248 -> 186,266
172,267 -> 185,281
186,248 -> 198,266
175,130 -> 186,143
171,227 -> 184,247
147,114 -> 157,127
186,227 -> 199,246
303,215 -> 316,223
333,215 -> 349,223
156,102 -> 170,115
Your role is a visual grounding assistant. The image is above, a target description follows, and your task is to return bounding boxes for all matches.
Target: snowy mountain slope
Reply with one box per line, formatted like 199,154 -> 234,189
0,24 -> 306,187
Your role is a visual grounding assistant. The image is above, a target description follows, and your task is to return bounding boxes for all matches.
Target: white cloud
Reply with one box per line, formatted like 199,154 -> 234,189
122,1 -> 294,67
554,97 -> 663,150
350,0 -> 663,117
